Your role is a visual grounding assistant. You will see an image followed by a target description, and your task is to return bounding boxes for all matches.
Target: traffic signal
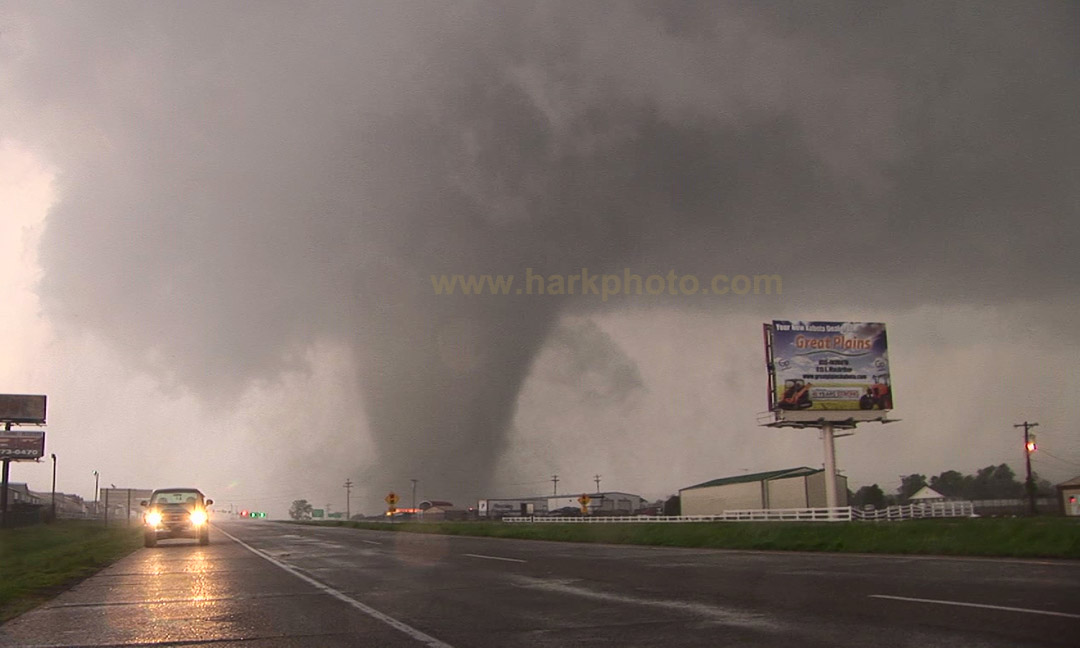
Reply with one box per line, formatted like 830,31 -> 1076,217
1025,433 -> 1037,453
241,510 -> 250,517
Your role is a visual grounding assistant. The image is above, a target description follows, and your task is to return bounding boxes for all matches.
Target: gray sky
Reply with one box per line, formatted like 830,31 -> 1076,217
2,2 -> 1078,514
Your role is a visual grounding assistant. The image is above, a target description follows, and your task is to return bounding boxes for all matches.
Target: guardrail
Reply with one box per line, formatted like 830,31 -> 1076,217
504,502 -> 976,524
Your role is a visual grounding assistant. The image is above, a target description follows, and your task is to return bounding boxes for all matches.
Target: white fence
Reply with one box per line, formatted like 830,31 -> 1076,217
504,501 -> 975,524
850,501 -> 974,521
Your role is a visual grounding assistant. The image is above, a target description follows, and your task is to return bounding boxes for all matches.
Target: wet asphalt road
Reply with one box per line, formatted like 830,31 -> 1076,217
1,519 -> 1078,647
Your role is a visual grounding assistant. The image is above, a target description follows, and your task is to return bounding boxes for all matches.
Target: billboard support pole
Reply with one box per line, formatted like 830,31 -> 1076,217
821,422 -> 839,516
0,422 -> 9,528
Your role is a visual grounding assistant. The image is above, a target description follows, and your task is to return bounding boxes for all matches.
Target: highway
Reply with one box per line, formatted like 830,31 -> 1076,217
1,519 -> 1077,647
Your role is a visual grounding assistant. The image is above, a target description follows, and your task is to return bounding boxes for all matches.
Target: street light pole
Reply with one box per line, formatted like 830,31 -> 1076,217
410,479 -> 417,514
50,453 -> 57,521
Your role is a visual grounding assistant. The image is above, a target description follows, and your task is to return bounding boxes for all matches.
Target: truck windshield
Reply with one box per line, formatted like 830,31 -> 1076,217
152,492 -> 200,507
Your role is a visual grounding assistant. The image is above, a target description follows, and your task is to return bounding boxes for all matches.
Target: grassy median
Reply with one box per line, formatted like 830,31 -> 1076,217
0,521 -> 143,622
295,517 -> 1080,559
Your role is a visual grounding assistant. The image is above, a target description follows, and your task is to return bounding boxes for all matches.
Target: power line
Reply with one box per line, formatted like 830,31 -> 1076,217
1034,451 -> 1080,470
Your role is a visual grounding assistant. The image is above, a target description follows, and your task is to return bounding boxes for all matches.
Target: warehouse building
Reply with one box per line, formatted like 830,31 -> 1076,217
479,491 -> 647,517
477,496 -> 549,518
679,467 -> 848,515
547,492 -> 646,515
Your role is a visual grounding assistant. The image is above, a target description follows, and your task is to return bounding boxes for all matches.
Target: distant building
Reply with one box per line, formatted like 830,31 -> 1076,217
478,496 -> 551,518
679,467 -> 848,515
907,486 -> 947,504
418,500 -> 454,511
4,483 -> 43,507
478,491 -> 647,517
29,490 -> 90,518
548,492 -> 646,515
1058,475 -> 1080,517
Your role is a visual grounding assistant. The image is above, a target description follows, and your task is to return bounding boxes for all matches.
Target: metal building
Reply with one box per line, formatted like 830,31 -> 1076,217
679,467 -> 848,515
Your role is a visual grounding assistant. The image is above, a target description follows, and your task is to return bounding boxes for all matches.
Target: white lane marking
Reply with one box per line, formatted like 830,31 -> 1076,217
217,527 -> 453,647
463,553 -> 526,564
511,576 -> 779,631
869,594 -> 1080,620
362,539 -> 383,545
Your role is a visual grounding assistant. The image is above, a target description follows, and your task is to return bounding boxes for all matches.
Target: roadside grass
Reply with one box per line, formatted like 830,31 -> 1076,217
0,521 -> 143,622
292,517 -> 1080,559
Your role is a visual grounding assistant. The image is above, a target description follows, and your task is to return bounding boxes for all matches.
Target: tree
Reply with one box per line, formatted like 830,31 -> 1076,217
852,484 -> 886,509
289,499 -> 313,520
898,474 -> 927,501
929,470 -> 965,498
1033,472 -> 1054,497
663,495 -> 680,516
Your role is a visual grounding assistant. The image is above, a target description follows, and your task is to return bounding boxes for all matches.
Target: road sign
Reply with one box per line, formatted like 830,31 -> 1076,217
385,492 -> 399,505
0,429 -> 45,460
312,509 -> 324,518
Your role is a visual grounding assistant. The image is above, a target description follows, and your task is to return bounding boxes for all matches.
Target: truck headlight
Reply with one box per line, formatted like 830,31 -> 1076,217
190,510 -> 208,526
145,511 -> 162,527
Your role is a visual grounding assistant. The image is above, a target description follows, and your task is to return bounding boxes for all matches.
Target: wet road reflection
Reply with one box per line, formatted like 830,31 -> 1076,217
0,526 -> 421,648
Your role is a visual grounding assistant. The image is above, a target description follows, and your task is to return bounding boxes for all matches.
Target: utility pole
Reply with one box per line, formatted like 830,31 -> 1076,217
343,479 -> 353,520
1015,421 -> 1039,515
410,479 -> 418,513
594,474 -> 601,493
93,470 -> 99,517
551,474 -> 559,496
50,454 -> 57,522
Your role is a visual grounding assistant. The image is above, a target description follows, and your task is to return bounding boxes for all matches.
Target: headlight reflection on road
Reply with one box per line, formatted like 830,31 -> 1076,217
186,551 -> 218,606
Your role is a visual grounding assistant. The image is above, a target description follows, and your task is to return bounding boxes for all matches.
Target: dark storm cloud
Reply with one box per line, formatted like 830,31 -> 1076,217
2,1 -> 1076,499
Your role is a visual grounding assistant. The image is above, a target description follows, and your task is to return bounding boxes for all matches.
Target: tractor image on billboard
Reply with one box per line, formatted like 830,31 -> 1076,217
859,374 -> 892,410
778,379 -> 814,410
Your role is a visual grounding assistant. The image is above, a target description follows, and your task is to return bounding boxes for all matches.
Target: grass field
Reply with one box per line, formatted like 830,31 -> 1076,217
0,521 -> 142,622
296,517 -> 1080,559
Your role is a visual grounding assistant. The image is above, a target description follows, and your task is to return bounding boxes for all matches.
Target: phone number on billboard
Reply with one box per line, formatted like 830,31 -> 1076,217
0,449 -> 42,457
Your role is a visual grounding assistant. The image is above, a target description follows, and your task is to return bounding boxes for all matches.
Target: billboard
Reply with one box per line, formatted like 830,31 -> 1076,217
0,394 -> 47,424
0,429 -> 45,460
766,321 -> 892,412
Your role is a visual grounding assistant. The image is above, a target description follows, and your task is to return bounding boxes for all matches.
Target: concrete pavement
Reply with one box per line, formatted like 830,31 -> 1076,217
2,519 -> 1077,647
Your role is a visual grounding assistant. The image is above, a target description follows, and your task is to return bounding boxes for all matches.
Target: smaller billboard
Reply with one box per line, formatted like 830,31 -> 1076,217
0,429 -> 45,460
0,394 -> 47,424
